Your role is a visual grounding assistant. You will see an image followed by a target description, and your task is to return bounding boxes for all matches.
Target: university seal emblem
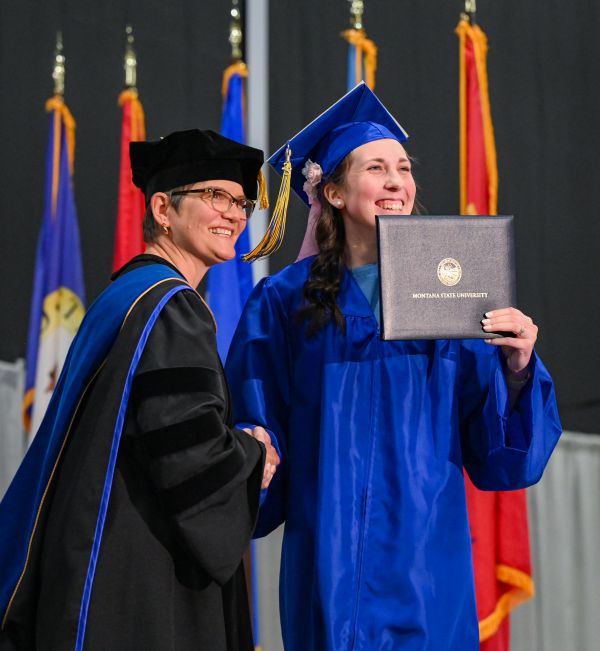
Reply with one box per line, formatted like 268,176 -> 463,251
437,258 -> 462,287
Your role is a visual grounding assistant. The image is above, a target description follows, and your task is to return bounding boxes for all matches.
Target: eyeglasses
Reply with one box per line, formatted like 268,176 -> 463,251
170,187 -> 256,219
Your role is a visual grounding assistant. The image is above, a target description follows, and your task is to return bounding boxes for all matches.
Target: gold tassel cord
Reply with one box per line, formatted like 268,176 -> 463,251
257,169 -> 269,210
455,17 -> 498,216
457,17 -> 468,215
45,96 -> 75,172
118,89 -> 146,141
221,60 -> 248,97
242,147 -> 292,262
118,87 -> 137,106
470,23 -> 498,215
220,60 -> 260,207
132,96 -> 146,141
45,95 -> 76,217
341,28 -> 378,90
222,61 -> 248,139
478,564 -> 534,642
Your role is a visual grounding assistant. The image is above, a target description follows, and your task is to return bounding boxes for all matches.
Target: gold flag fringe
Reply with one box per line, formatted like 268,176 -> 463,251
45,95 -> 76,217
118,88 -> 146,141
456,17 -> 498,216
257,169 -> 269,210
341,28 -> 378,90
221,60 -> 248,97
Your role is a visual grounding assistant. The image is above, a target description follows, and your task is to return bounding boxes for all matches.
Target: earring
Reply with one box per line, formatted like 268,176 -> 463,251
336,200 -> 343,207
162,224 -> 169,235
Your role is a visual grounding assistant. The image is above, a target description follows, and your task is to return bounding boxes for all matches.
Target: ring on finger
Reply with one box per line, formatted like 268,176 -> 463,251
518,325 -> 525,337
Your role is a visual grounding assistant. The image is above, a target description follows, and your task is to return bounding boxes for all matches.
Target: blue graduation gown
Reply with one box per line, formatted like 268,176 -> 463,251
226,256 -> 561,651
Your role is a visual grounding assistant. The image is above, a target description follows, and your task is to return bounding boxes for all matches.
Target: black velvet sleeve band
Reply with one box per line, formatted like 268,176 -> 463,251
125,289 -> 265,583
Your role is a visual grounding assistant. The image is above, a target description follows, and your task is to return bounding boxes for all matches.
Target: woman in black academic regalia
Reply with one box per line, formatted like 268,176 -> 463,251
0,129 -> 279,651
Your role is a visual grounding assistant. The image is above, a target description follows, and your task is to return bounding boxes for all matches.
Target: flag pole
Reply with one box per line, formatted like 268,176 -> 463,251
47,33 -> 75,207
229,0 -> 243,62
220,5 -> 262,648
23,33 -> 84,439
342,0 -> 377,90
463,0 -> 477,25
222,2 -> 247,101
349,0 -> 364,30
112,25 -> 146,271
124,25 -> 138,90
52,32 -> 65,97
457,9 -> 533,648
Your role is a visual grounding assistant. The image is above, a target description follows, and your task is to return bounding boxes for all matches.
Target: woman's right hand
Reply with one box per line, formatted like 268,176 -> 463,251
244,426 -> 280,488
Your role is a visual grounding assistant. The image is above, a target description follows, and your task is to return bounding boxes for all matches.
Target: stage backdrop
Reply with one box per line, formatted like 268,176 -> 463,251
0,1 -> 598,429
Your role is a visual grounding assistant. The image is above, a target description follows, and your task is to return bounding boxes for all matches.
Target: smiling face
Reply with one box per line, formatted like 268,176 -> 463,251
166,179 -> 248,266
325,138 -> 416,232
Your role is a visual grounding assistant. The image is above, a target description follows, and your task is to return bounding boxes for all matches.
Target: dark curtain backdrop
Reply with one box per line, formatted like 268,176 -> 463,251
1,1 -> 598,432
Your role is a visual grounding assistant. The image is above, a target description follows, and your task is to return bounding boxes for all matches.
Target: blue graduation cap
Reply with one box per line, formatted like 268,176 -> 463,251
243,82 -> 409,262
271,82 -> 409,205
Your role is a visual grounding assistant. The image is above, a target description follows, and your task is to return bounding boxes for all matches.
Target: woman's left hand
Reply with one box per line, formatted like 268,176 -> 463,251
482,307 -> 538,374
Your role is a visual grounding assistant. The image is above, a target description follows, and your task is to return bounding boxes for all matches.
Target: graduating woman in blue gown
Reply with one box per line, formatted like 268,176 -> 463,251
226,84 -> 561,651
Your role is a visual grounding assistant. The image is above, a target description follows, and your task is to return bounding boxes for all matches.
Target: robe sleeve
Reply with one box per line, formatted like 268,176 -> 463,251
458,339 -> 562,490
225,277 -> 291,538
127,290 -> 265,586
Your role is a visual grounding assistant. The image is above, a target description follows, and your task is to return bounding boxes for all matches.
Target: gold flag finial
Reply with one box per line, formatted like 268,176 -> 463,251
124,25 -> 138,89
349,0 -> 364,30
343,0 -> 377,89
229,0 -> 243,61
462,0 -> 477,23
52,32 -> 65,97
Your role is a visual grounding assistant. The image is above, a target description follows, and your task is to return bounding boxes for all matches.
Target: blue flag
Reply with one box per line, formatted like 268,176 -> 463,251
347,42 -> 363,90
206,65 -> 254,361
23,99 -> 85,440
343,28 -> 377,91
206,62 -> 261,650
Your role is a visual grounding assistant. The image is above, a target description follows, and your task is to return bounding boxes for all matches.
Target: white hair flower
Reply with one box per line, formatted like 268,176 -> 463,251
301,159 -> 323,202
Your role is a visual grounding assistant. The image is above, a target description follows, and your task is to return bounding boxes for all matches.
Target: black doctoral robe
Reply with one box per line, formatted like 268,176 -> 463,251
1,256 -> 264,651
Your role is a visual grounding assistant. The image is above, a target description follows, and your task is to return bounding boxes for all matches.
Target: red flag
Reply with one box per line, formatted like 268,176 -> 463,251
465,477 -> 534,650
457,16 -> 534,650
457,17 -> 498,216
113,89 -> 146,271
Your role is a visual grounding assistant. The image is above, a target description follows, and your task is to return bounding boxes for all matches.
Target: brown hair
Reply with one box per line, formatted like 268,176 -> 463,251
297,151 -> 422,336
296,156 -> 351,336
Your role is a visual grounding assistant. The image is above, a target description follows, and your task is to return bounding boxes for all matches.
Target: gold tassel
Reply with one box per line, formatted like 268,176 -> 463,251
257,169 -> 269,210
221,60 -> 248,97
341,29 -> 378,90
455,17 -> 498,216
45,95 -> 76,217
118,88 -> 146,141
243,146 -> 292,262
45,95 -> 76,174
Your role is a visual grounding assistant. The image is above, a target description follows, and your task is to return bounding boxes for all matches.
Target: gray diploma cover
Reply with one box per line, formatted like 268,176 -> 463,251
376,215 -> 516,340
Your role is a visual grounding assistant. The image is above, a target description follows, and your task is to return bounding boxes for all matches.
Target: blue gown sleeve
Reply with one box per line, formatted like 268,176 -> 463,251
458,340 -> 562,490
226,277 -> 291,537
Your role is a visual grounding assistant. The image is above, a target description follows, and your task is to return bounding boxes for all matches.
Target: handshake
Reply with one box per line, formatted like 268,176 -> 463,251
244,426 -> 280,489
